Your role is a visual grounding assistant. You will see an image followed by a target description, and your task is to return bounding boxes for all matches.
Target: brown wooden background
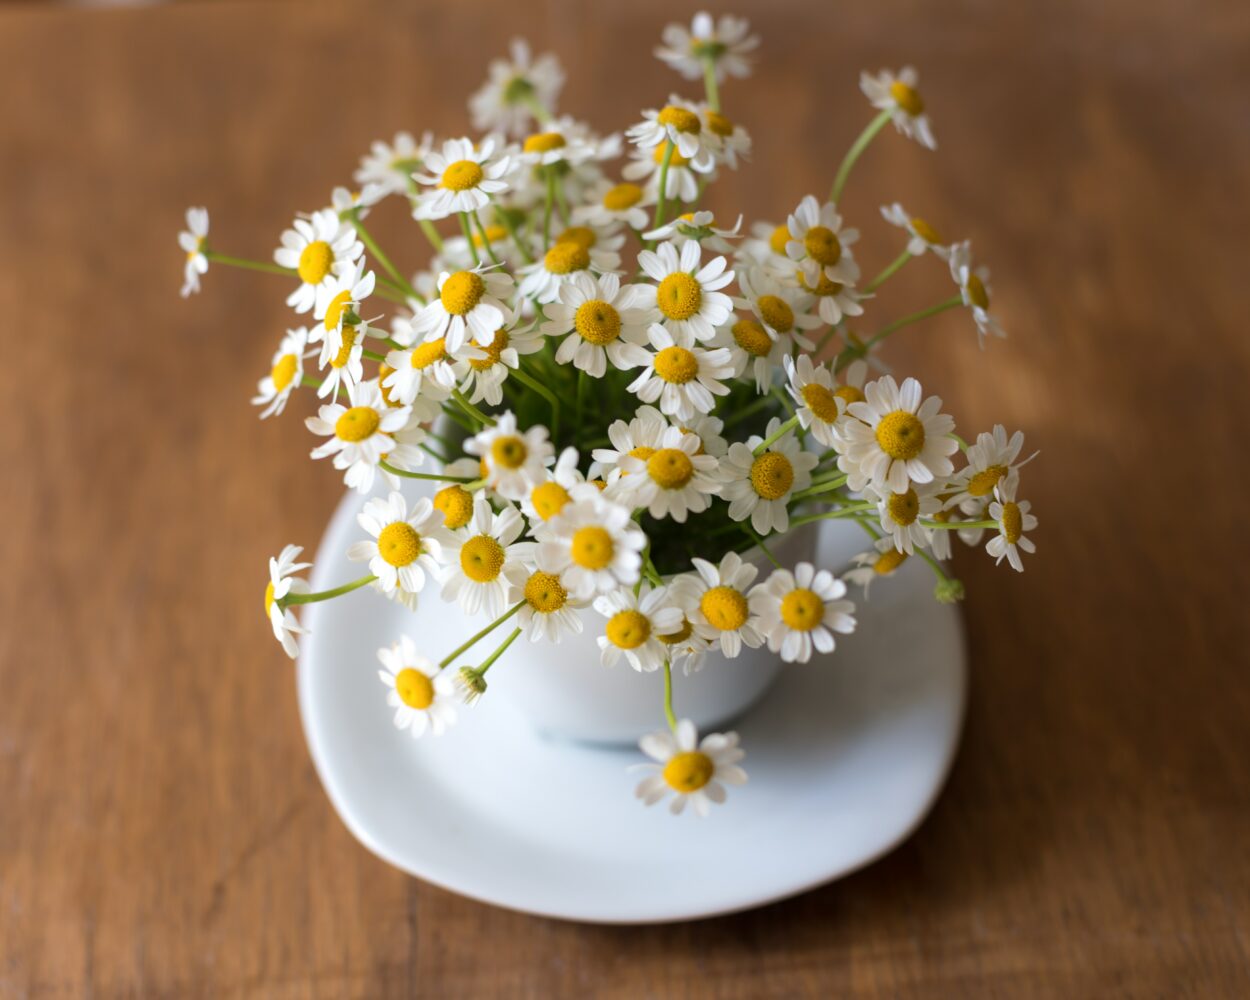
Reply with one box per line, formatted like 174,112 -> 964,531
2,0 -> 1248,996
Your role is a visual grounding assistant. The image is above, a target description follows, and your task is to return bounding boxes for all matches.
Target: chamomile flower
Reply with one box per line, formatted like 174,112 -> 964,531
441,501 -> 530,617
712,316 -> 787,393
986,479 -> 1038,572
639,239 -> 735,343
274,208 -> 364,314
736,267 -> 820,347
517,117 -> 598,169
751,562 -> 857,663
542,272 -> 656,377
673,412 -> 728,458
594,584 -> 685,672
785,195 -> 861,288
574,180 -> 653,231
264,545 -> 310,659
799,268 -> 865,327
844,540 -> 910,598
377,636 -> 457,738
635,719 -> 747,817
655,12 -> 759,83
348,492 -> 448,610
312,259 -> 376,359
534,494 -> 645,600
464,411 -> 554,501
738,219 -> 797,277
946,425 -> 1036,511
719,418 -> 818,534
591,405 -> 671,483
948,241 -> 1005,347
383,336 -> 464,405
505,553 -> 588,644
459,325 -> 544,406
178,207 -> 209,297
613,424 -> 721,523
860,66 -> 937,150
329,184 -> 386,219
412,137 -> 513,220
784,353 -> 865,448
836,375 -> 957,493
702,108 -> 752,169
650,583 -> 713,674
253,327 -> 311,418
628,323 -> 734,421
516,231 -> 620,306
469,39 -> 565,138
864,481 -> 943,555
376,415 -> 433,490
643,210 -> 743,255
432,459 -> 485,530
315,321 -> 370,400
880,203 -> 951,258
627,97 -> 716,171
682,551 -> 764,657
621,142 -> 711,202
355,131 -> 432,197
519,446 -> 598,523
306,380 -> 411,493
407,266 -> 515,354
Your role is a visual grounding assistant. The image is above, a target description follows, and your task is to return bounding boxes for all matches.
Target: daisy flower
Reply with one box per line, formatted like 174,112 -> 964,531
590,405 -> 671,482
407,266 -> 515,354
469,39 -> 565,138
946,425 -> 1036,511
738,219 -> 798,278
681,551 -> 765,657
712,316 -> 787,394
412,136 -> 513,220
315,321 -> 371,400
516,231 -> 620,306
836,375 -> 958,493
439,217 -> 518,272
178,206 -> 209,298
784,353 -> 866,448
785,195 -> 860,288
519,446 -> 599,523
264,544 -> 310,659
621,142 -> 711,203
574,180 -> 653,232
306,380 -> 411,493
464,411 -> 554,501
383,336 -> 464,406
376,414 -> 433,490
639,239 -> 735,344
517,117 -> 598,170
628,323 -> 734,421
460,325 -> 544,406
860,66 -> 937,150
274,207 -> 363,314
348,492 -> 448,610
635,718 -> 748,817
505,552 -> 588,644
594,583 -> 685,672
654,12 -> 759,83
355,131 -> 432,197
673,412 -> 728,457
751,562 -> 857,664
799,267 -> 865,327
542,272 -> 656,378
864,481 -> 943,555
441,500 -> 530,617
643,210 -> 743,255
736,267 -> 820,347
650,584 -> 713,675
986,479 -> 1038,572
702,108 -> 752,169
432,459 -> 486,530
253,327 -> 311,419
377,636 -> 458,738
948,241 -> 1005,347
533,494 -> 645,600
627,97 -> 715,172
880,202 -> 951,258
312,258 -> 376,359
844,540 -> 910,598
613,424 -> 721,523
719,418 -> 818,534
329,184 -> 386,220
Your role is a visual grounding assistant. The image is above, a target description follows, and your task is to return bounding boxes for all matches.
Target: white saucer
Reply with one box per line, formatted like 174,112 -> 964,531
297,486 -> 967,924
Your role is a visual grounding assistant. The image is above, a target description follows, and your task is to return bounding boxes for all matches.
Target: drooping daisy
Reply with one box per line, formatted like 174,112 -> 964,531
880,202 -> 951,258
383,336 -> 464,406
751,562 -> 857,664
253,327 -> 311,419
719,418 -> 818,535
178,206 -> 209,298
355,131 -> 432,197
594,584 -> 685,672
441,500 -> 530,617
681,551 -> 765,657
654,12 -> 759,83
407,267 -> 515,354
412,137 -> 513,220
784,353 -> 864,448
469,39 -> 565,138
946,425 -> 1036,511
574,180 -> 653,231
315,320 -> 372,400
836,375 -> 958,494
459,325 -> 544,406
463,411 -> 555,501
627,97 -> 715,172
542,272 -> 656,378
844,540 -> 911,598
639,239 -> 735,344
635,718 -> 748,817
312,258 -> 376,360
590,405 -> 671,482
519,447 -> 599,523
306,380 -> 411,493
650,583 -> 713,675
628,323 -> 734,421
274,208 -> 364,314
643,210 -> 743,255
534,494 -> 645,600
264,544 -> 310,659
504,553 -> 588,644
864,481 -> 943,555
948,241 -> 1005,347
621,142 -> 711,203
736,267 -> 821,347
377,635 -> 458,738
516,231 -> 620,306
348,492 -> 448,610
860,66 -> 937,150
986,479 -> 1038,572
712,316 -> 786,393
612,424 -> 721,522
785,195 -> 861,288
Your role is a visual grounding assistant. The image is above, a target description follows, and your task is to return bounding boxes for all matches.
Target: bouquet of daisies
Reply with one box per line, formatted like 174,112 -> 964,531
182,12 -> 1037,817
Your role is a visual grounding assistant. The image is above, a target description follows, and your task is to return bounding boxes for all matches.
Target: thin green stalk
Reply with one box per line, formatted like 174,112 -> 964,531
418,218 -> 445,255
702,57 -> 721,112
451,388 -> 494,427
352,217 -> 420,300
863,295 -> 962,349
511,365 -> 561,440
362,348 -> 387,363
458,213 -> 481,267
788,504 -> 876,530
741,525 -> 781,568
440,402 -> 477,434
661,659 -> 678,733
470,211 -> 503,267
924,518 -> 997,530
864,249 -> 913,293
280,574 -> 375,607
543,171 -> 556,249
377,460 -> 477,483
499,210 -> 534,264
753,414 -> 800,455
721,392 -> 777,429
477,627 -> 522,675
652,142 -> 677,233
205,252 -> 294,277
522,92 -> 553,125
830,108 -> 893,204
418,441 -> 448,464
439,602 -> 524,668
792,476 -> 850,502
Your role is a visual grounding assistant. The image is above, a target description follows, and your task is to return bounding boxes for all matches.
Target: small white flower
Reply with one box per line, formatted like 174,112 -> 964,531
737,219 -> 798,279
798,267 -> 865,327
315,321 -> 373,401
628,323 -> 734,421
376,414 -> 433,490
785,195 -> 861,289
463,411 -> 555,501
311,259 -> 376,360
253,327 -> 311,419
844,540 -> 911,598
751,562 -> 857,663
441,500 -> 531,617
355,131 -> 432,197
621,142 -> 712,202
305,380 -> 411,494
736,267 -> 821,348
377,636 -> 458,738
946,425 -> 1037,511
860,66 -> 937,150
784,353 -> 865,448
654,12 -> 759,83
407,266 -> 515,354
880,202 -> 951,258
329,184 -> 386,220
504,551 -> 588,644
638,239 -> 735,343
643,210 -> 743,255
348,492 -> 448,610
634,718 -> 748,817
651,583 -> 713,674
574,179 -> 653,231
274,207 -> 364,314
517,116 -> 599,169
459,325 -> 544,406
627,97 -> 716,172
679,551 -> 765,657
542,272 -> 656,377
469,39 -> 565,138
701,108 -> 752,169
178,207 -> 209,298
518,446 -> 600,523
413,136 -> 513,220
265,544 -> 310,659
672,412 -> 728,457
719,418 -> 818,535
383,336 -> 465,406
517,231 -> 620,306
591,405 -> 671,482
948,241 -> 1005,347
534,494 -> 645,600
711,315 -> 788,393
986,479 -> 1038,572
613,424 -> 721,523
594,584 -> 685,672
864,481 -> 943,554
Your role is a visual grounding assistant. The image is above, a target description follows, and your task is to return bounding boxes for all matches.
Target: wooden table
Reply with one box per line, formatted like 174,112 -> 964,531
3,0 -> 1248,995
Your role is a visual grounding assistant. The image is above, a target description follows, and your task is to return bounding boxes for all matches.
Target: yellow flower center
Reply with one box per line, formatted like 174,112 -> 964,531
440,271 -> 485,315
663,751 -> 714,793
756,294 -> 794,333
603,182 -> 643,211
657,105 -> 701,134
873,549 -> 909,574
875,411 -> 926,461
329,327 -> 359,369
411,337 -> 447,370
769,224 -> 790,256
433,485 -> 475,528
732,318 -> 773,357
270,354 -> 299,393
647,448 -> 694,489
297,240 -> 334,285
800,383 -> 842,423
704,110 -> 734,137
440,159 -> 484,191
530,481 -> 571,520
490,435 -> 528,470
263,581 -> 276,618
606,609 -> 651,649
700,586 -> 748,631
323,289 -> 353,332
803,225 -> 842,267
460,535 -> 506,583
658,617 -> 694,645
523,131 -> 566,153
965,274 -> 990,310
469,329 -> 508,371
377,522 -> 421,568
394,667 -> 435,710
910,217 -> 942,244
574,300 -> 622,344
555,226 -> 597,250
749,452 -> 794,500
570,525 -> 614,570
835,385 -> 866,410
798,271 -> 843,297
1001,501 -> 1023,544
524,571 -> 567,613
334,406 -> 380,442
378,363 -> 399,406
473,224 -> 508,248
889,80 -> 925,116
967,464 -> 1008,498
780,588 -> 824,631
657,272 -> 703,321
653,142 -> 689,167
887,489 -> 920,526
654,346 -> 699,384
543,241 -> 591,275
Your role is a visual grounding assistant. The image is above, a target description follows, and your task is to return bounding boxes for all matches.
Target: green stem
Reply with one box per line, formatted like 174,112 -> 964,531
418,218 -> 445,255
377,460 -> 477,483
652,142 -> 677,233
792,475 -> 850,502
721,392 -> 778,429
661,659 -> 679,733
458,213 -> 481,267
452,388 -> 494,427
741,525 -> 781,568
864,250 -> 912,293
362,348 -> 387,363
470,211 -> 503,267
499,210 -> 534,264
522,92 -> 553,125
511,365 -> 560,441
280,574 -> 375,607
830,108 -> 893,204
702,56 -> 721,112
924,518 -> 996,530
352,217 -> 421,301
478,627 -> 522,675
440,402 -> 477,434
439,602 -> 524,668
300,375 -> 322,389
788,504 -> 876,530
205,252 -> 295,277
864,295 -> 962,349
543,171 -> 556,249
753,414 -> 800,455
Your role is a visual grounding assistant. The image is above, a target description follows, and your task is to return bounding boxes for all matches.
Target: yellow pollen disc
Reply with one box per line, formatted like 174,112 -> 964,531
798,271 -> 843,297
490,435 -> 528,470
524,571 -> 567,613
654,346 -> 699,384
574,300 -> 622,344
749,452 -> 795,500
887,489 -> 920,526
889,80 -> 925,116
606,609 -> 651,650
732,318 -> 773,357
910,217 -> 942,244
705,110 -> 734,137
803,225 -> 842,267
647,448 -> 694,489
965,274 -> 990,310
297,240 -> 334,285
835,385 -> 866,409
473,224 -> 508,247
769,224 -> 790,256
523,131 -> 566,153
757,294 -> 794,333
603,182 -> 643,211
271,354 -> 298,392
543,241 -> 591,275
411,337 -> 447,370
801,383 -> 842,423
440,159 -> 484,191
329,327 -> 359,369
875,411 -> 926,461
1001,502 -> 1023,544
658,617 -> 694,645
469,329 -> 508,371
440,271 -> 485,315
323,289 -> 353,332
657,105 -> 701,134
378,363 -> 399,406
334,405 -> 380,442
394,667 -> 435,710
657,272 -> 703,321
663,751 -> 714,793
627,446 -> 657,468
530,481 -> 571,520
460,535 -> 506,583
968,465 -> 1008,497
780,587 -> 824,631
700,586 -> 749,631
264,581 -> 276,617
570,525 -> 614,570
377,522 -> 421,568
433,485 -> 475,528
653,142 -> 690,167
931,509 -> 953,524
874,549 -> 909,574
555,226 -> 596,250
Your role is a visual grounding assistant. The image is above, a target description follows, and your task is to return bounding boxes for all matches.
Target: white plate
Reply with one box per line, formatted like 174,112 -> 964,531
297,485 -> 967,924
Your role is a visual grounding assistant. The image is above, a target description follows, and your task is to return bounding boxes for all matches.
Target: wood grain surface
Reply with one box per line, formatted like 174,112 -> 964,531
2,0 -> 1248,996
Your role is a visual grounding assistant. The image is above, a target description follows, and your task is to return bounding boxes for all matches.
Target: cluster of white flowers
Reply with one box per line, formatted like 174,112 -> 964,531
183,12 -> 1038,817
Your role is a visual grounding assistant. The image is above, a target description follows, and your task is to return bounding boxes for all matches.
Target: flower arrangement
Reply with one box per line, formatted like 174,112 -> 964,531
182,12 -> 1038,818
